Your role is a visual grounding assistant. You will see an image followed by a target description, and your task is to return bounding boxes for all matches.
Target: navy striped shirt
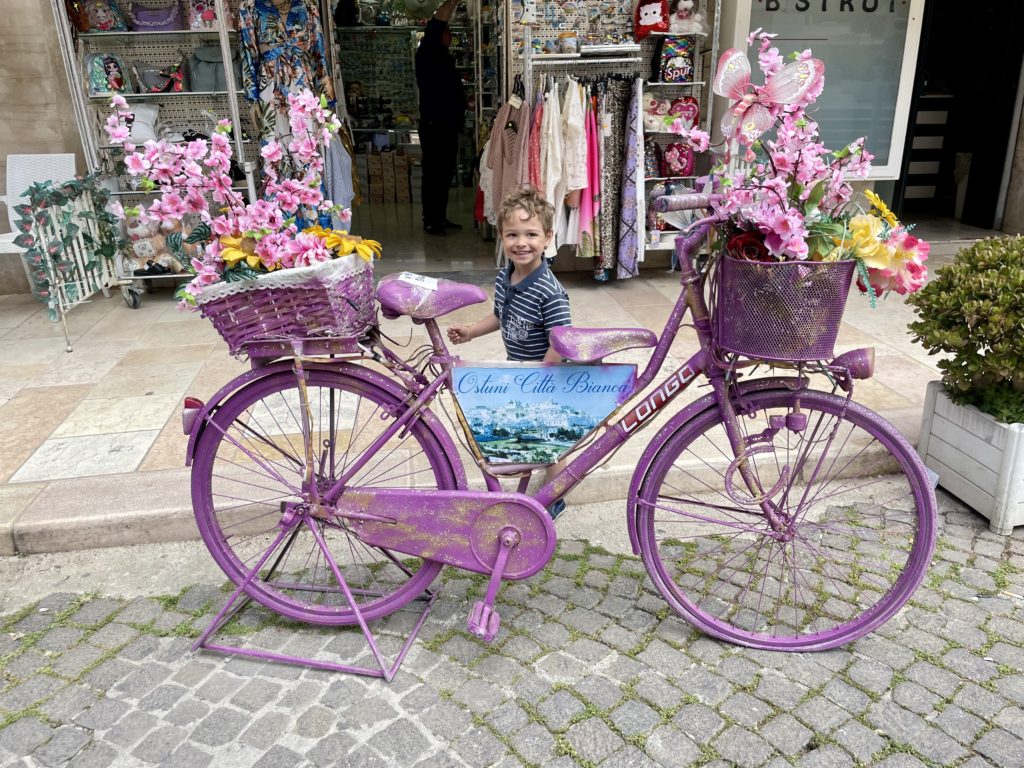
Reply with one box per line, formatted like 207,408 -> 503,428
494,263 -> 571,361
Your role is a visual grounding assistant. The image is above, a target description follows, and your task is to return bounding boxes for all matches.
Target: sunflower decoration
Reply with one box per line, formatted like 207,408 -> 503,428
217,235 -> 268,270
864,189 -> 900,229
304,225 -> 383,262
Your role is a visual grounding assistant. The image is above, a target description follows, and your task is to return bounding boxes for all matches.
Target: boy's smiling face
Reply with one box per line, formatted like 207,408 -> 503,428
501,207 -> 553,277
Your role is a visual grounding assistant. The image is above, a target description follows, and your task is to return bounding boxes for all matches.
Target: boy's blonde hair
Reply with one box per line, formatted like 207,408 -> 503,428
497,186 -> 555,235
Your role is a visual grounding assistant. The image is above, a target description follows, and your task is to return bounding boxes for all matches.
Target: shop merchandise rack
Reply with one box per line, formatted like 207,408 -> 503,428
640,3 -> 721,254
48,0 -> 258,307
493,0 -> 720,262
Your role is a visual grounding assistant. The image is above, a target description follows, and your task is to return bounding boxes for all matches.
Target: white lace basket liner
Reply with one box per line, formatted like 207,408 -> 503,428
195,255 -> 377,357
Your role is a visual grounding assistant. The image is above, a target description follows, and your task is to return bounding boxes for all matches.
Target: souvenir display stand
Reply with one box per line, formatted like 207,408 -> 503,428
49,0 -> 256,305
51,0 -> 255,187
639,0 -> 721,256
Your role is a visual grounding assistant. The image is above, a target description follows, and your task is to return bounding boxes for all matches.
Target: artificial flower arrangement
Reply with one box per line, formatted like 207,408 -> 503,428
665,29 -> 929,302
104,89 -> 381,307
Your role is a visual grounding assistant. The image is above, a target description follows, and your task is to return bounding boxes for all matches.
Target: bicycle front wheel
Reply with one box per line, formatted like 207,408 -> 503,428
635,388 -> 936,650
192,367 -> 460,625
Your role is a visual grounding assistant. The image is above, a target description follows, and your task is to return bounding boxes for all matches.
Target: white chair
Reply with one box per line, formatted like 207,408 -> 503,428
0,154 -> 78,292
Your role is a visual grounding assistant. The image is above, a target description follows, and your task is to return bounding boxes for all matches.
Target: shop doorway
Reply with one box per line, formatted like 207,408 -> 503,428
895,1 -> 1024,232
335,14 -> 498,273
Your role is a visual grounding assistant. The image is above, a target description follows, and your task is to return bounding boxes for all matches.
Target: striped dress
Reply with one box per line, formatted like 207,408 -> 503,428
493,263 -> 571,361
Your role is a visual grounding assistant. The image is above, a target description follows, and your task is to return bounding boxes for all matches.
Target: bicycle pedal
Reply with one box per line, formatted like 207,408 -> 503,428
467,601 -> 501,642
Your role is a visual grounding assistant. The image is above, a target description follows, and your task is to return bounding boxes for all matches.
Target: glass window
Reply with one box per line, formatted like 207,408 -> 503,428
749,1 -> 914,168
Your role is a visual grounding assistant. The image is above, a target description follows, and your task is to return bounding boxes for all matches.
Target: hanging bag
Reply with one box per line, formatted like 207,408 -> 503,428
656,35 -> 695,83
188,45 -> 240,92
133,54 -> 189,93
66,0 -> 129,31
85,52 -> 131,96
185,0 -> 217,29
128,0 -> 184,31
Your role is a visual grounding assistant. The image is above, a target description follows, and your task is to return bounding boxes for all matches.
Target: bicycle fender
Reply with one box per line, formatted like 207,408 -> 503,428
625,376 -> 802,556
184,361 -> 296,467
183,361 -> 468,489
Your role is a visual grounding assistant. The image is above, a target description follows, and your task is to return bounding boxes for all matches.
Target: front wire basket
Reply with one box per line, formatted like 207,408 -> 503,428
713,253 -> 855,363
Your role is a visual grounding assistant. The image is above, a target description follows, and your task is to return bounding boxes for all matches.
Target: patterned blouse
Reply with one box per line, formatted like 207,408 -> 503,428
238,0 -> 330,133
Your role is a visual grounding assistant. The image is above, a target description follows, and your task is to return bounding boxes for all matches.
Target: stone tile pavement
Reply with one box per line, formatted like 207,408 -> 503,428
0,490 -> 1021,767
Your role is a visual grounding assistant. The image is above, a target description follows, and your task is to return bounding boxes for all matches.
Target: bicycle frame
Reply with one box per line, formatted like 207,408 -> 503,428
314,223 -> 764,522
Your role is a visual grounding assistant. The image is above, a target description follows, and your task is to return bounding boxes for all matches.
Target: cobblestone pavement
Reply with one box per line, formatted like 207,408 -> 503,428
0,493 -> 1022,768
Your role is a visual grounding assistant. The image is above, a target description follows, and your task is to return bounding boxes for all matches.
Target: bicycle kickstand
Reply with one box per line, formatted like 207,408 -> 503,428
467,527 -> 521,642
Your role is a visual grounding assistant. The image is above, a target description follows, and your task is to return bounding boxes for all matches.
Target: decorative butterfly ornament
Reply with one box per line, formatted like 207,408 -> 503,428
712,48 -> 825,162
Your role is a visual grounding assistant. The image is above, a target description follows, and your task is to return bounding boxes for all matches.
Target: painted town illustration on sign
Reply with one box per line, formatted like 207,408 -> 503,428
452,363 -> 638,465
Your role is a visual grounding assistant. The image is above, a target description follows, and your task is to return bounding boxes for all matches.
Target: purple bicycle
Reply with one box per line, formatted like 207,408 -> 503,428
183,193 -> 936,676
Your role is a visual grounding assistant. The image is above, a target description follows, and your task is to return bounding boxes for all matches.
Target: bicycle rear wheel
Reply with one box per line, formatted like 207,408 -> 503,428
192,367 -> 460,625
635,388 -> 936,650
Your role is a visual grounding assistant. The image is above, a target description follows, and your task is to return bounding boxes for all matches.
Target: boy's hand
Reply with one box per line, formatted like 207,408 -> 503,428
447,324 -> 472,344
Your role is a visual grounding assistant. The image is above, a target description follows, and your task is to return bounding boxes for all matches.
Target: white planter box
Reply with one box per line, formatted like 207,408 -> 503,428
918,380 -> 1024,535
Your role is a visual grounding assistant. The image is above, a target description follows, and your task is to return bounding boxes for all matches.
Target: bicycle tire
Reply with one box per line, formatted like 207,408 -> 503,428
635,388 -> 936,650
192,367 -> 460,625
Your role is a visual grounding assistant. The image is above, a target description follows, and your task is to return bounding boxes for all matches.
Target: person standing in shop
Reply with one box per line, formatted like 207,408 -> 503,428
415,0 -> 467,236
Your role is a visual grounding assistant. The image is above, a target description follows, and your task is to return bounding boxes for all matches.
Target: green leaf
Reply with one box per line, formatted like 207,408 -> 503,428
185,223 -> 212,245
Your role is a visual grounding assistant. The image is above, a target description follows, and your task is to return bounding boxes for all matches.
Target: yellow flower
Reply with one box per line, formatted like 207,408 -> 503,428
842,214 -> 894,271
218,235 -> 261,269
354,238 -> 382,261
864,189 -> 899,228
303,225 -> 347,251
303,226 -> 382,261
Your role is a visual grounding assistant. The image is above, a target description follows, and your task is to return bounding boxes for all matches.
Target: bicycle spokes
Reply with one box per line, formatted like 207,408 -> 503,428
636,389 -> 934,650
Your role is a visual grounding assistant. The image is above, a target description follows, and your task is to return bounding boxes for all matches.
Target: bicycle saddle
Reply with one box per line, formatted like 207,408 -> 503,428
550,327 -> 657,363
376,274 -> 488,320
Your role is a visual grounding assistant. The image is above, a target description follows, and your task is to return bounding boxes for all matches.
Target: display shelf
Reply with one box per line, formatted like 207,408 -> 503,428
88,90 -> 244,102
638,0 -> 720,267
79,29 -> 237,39
580,44 -> 641,56
53,0 -> 257,200
647,31 -> 708,37
108,184 -> 248,196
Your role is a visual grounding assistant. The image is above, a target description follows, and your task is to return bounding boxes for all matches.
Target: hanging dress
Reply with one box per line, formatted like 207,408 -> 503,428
487,98 -> 531,221
527,93 -> 544,190
541,81 -> 563,259
577,90 -> 602,262
559,79 -> 587,247
617,78 -> 645,279
239,0 -> 332,140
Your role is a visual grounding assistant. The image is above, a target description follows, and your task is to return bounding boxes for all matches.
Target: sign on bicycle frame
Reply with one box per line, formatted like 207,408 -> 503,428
451,362 -> 638,467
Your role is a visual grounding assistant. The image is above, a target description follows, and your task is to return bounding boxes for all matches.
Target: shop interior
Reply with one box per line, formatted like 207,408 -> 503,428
335,0 -> 501,274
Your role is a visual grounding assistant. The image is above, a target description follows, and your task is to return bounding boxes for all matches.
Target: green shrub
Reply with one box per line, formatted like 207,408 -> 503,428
907,235 -> 1024,424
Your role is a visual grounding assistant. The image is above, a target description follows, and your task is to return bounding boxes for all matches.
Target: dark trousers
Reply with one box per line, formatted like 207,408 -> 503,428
419,119 -> 459,226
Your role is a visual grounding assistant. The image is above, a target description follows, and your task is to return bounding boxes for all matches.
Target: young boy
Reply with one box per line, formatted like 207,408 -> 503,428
447,187 -> 570,362
447,186 -> 571,517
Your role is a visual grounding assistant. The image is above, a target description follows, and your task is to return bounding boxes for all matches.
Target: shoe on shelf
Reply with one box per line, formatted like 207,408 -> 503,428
133,260 -> 171,277
547,499 -> 566,521
442,219 -> 463,230
423,223 -> 447,236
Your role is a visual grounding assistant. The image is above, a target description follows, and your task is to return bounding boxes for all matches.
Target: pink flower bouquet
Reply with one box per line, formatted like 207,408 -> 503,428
668,30 -> 929,300
105,90 -> 380,305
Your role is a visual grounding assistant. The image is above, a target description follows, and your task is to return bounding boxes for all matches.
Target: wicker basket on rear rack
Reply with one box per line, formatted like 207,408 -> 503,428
194,256 -> 377,357
714,253 -> 855,363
